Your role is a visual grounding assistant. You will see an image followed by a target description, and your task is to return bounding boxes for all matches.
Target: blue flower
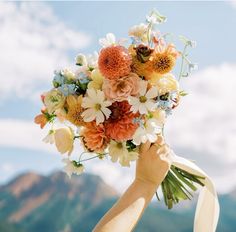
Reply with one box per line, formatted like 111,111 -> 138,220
58,84 -> 76,96
76,72 -> 90,84
53,70 -> 65,87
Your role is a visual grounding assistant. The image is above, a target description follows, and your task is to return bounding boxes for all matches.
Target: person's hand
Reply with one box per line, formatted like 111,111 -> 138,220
135,135 -> 171,188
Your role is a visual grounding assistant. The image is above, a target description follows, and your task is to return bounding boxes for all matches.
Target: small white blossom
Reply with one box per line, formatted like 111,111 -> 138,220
146,9 -> 167,24
189,63 -> 198,72
108,140 -> 139,167
75,53 -> 87,66
42,130 -> 55,144
99,33 -> 116,47
133,118 -> 162,145
81,88 -> 112,124
63,159 -> 84,178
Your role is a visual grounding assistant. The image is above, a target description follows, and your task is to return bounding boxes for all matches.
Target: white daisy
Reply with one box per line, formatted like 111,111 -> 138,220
81,88 -> 112,124
129,80 -> 158,115
108,140 -> 139,167
63,159 -> 84,178
133,118 -> 162,145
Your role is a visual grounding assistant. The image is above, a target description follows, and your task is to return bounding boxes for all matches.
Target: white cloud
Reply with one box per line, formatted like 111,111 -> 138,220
0,119 -> 55,153
229,1 -> 236,9
0,2 -> 91,101
165,63 -> 236,192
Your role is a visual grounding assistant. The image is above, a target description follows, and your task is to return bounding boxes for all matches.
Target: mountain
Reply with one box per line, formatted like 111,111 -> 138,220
0,171 -> 118,232
0,171 -> 235,232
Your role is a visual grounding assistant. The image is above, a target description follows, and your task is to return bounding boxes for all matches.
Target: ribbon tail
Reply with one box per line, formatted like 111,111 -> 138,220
169,150 -> 220,232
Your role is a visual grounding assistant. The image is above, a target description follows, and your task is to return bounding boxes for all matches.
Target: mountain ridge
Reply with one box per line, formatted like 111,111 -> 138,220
0,171 -> 235,232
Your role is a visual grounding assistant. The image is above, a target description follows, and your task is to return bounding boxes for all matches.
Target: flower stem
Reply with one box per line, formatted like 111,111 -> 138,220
178,44 -> 188,81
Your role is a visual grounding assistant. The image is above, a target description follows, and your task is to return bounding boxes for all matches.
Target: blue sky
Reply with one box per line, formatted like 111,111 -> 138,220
0,1 -> 236,194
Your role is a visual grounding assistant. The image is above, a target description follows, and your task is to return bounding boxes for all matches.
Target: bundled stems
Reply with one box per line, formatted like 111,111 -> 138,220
158,166 -> 205,209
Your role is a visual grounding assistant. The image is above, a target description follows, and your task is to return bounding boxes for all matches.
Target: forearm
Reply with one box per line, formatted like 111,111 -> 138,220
93,179 -> 157,232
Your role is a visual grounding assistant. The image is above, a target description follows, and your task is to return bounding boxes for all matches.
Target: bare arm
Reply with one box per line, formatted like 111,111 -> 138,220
93,136 -> 170,232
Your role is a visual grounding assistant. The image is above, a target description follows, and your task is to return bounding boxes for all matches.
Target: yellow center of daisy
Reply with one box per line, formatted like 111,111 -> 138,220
139,96 -> 147,103
95,103 -> 101,111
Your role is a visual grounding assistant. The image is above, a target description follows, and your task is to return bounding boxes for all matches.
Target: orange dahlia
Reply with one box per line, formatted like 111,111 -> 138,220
105,101 -> 139,141
81,122 -> 109,153
98,45 -> 132,80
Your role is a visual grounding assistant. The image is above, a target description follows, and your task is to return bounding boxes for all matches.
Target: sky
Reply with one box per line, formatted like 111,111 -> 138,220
0,1 -> 236,194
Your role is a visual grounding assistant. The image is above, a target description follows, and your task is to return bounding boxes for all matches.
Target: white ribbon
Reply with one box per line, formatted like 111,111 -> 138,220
169,150 -> 220,232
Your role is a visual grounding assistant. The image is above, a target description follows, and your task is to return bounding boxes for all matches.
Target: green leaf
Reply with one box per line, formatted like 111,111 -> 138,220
179,90 -> 188,96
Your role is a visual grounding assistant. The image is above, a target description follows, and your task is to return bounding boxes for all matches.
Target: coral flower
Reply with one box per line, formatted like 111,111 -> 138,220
105,101 -> 139,141
34,112 -> 48,129
66,95 -> 84,126
103,72 -> 140,102
81,122 -> 109,153
98,45 -> 132,80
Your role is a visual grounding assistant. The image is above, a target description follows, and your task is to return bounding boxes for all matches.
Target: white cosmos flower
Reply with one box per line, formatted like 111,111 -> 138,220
133,118 -> 162,145
108,140 -> 139,167
63,159 -> 84,178
81,88 -> 112,124
42,130 -> 55,144
129,80 -> 158,115
99,33 -> 116,47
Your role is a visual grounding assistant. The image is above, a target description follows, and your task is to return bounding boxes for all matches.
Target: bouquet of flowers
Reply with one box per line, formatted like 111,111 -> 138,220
34,9 -> 215,214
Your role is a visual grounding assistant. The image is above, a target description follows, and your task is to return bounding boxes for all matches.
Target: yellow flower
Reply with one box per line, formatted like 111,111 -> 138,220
44,89 -> 66,114
66,95 -> 84,126
131,55 -> 152,78
87,69 -> 104,90
149,52 -> 176,75
54,127 -> 74,155
155,73 -> 179,95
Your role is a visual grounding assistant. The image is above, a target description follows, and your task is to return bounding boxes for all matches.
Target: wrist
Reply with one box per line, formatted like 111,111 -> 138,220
133,178 -> 159,195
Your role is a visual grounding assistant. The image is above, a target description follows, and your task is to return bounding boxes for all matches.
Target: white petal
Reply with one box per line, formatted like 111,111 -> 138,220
139,80 -> 148,96
96,111 -> 105,124
129,96 -> 139,106
96,90 -> 105,102
107,33 -> 116,44
82,97 -> 94,108
81,108 -> 96,122
87,88 -> 97,99
145,101 -> 156,112
101,107 -> 111,119
130,104 -> 139,113
146,133 -> 157,143
133,128 -> 145,145
103,100 -> 112,107
146,86 -> 158,99
128,152 -> 139,161
139,103 -> 148,114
